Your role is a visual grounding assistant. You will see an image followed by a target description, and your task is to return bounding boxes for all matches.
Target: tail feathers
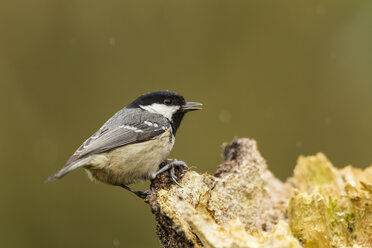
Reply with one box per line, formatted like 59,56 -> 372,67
45,159 -> 87,183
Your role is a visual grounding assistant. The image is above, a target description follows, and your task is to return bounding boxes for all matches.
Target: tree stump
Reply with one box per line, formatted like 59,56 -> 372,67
145,138 -> 372,248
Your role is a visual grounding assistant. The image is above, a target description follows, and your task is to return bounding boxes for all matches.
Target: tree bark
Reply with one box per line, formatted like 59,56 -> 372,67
145,138 -> 372,248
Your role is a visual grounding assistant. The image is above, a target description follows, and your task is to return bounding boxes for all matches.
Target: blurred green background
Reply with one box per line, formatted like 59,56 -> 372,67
1,0 -> 372,247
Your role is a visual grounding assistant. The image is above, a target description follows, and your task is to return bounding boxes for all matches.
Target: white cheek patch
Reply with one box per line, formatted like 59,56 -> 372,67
140,103 -> 180,120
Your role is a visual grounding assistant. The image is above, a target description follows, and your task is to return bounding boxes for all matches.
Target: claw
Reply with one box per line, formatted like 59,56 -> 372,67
154,159 -> 188,187
170,166 -> 182,187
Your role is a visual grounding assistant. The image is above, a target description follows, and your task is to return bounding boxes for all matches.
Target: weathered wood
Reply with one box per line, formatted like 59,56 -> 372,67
145,138 -> 372,248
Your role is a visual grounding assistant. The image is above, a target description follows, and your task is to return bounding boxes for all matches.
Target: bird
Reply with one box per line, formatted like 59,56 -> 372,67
45,90 -> 202,198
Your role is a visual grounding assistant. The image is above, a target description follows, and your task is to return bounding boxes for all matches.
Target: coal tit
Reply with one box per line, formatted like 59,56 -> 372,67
45,90 -> 202,198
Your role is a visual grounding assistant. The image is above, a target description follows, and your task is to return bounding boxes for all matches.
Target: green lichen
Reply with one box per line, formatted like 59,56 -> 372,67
303,157 -> 335,185
326,197 -> 341,227
345,212 -> 355,233
288,192 -> 331,248
289,153 -> 372,247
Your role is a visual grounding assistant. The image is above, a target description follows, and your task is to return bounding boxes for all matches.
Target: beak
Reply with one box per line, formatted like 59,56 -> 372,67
182,101 -> 203,112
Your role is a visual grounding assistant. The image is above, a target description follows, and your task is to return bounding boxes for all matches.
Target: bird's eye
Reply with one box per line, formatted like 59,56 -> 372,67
164,99 -> 172,105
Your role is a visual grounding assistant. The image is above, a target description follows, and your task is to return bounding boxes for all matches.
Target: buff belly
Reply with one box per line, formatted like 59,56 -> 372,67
84,128 -> 174,185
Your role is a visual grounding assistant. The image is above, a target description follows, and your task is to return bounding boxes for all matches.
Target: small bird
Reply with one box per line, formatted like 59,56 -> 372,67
46,90 -> 202,198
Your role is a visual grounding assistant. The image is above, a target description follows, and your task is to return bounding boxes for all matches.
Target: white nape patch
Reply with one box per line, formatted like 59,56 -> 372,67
119,125 -> 143,133
140,103 -> 180,120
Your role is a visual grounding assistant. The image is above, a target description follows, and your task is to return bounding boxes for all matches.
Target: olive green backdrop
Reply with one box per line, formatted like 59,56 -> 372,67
1,0 -> 372,247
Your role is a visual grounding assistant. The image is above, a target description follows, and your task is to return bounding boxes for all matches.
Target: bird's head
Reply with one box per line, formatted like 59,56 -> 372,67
128,90 -> 202,133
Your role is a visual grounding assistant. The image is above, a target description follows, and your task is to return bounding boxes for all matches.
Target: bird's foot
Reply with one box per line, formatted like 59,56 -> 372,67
154,159 -> 189,187
119,184 -> 152,199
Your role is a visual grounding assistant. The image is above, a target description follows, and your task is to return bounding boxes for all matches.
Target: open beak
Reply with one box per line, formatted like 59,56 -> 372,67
182,101 -> 203,112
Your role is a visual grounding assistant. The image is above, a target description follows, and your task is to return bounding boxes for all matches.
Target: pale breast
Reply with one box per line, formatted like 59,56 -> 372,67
85,128 -> 175,185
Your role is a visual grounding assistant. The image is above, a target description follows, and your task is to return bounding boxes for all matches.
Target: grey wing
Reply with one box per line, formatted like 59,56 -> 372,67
65,120 -> 169,166
64,126 -> 109,165
45,109 -> 170,183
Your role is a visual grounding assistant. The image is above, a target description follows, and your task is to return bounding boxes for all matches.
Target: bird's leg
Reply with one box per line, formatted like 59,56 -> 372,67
154,159 -> 189,187
118,184 -> 151,199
